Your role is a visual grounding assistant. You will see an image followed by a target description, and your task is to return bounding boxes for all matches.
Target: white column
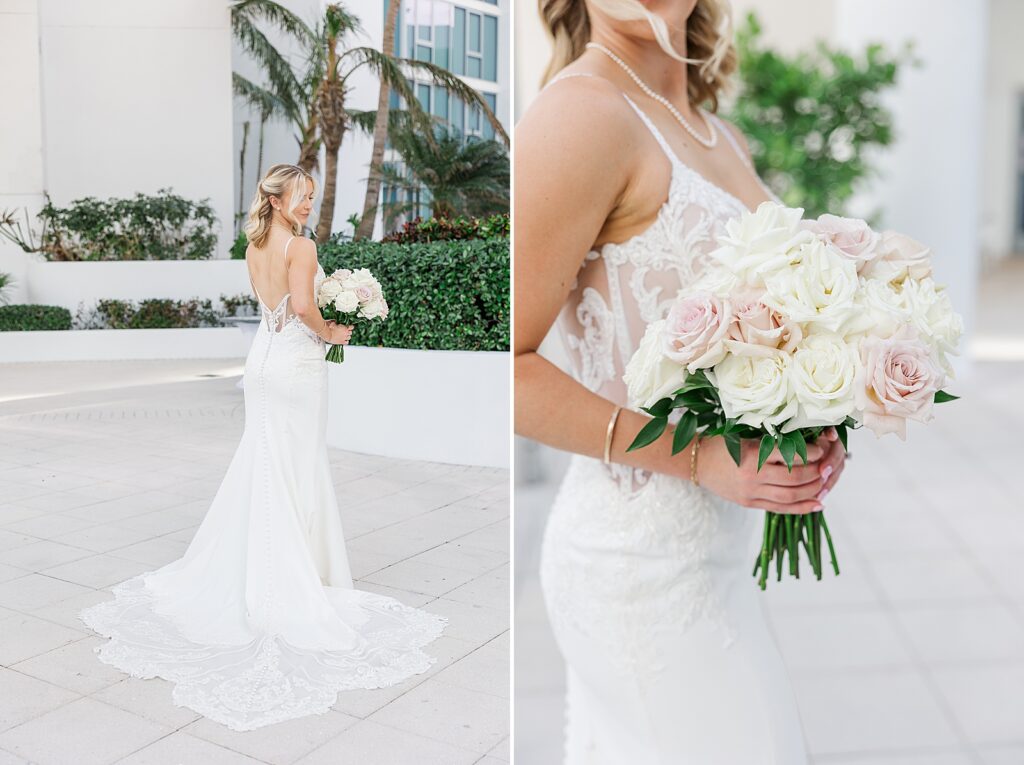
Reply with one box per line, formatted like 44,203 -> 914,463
835,0 -> 987,374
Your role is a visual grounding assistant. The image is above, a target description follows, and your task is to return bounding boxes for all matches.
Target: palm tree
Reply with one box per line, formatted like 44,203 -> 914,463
376,128 -> 509,225
231,1 -> 508,241
353,0 -> 401,241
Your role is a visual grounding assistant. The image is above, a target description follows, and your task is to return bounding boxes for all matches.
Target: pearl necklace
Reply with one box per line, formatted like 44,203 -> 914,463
586,42 -> 717,150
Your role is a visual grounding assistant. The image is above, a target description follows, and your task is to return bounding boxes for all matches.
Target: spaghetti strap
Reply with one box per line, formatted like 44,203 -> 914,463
708,113 -> 751,169
283,235 -> 296,259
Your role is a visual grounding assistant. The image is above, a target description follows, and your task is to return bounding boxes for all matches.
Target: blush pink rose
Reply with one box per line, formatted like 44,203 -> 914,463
661,291 -> 730,373
862,231 -> 932,283
726,292 -> 803,354
854,328 -> 945,440
802,214 -> 881,273
354,284 -> 374,302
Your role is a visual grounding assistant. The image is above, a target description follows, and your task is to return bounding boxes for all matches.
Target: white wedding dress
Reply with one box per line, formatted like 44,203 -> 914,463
540,78 -> 809,764
80,236 -> 446,731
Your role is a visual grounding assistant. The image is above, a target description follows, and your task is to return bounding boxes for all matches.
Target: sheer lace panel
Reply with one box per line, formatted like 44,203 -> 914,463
549,85 -> 777,493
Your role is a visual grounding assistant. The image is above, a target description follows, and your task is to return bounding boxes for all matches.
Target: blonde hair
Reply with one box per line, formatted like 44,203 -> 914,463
243,163 -> 316,249
540,0 -> 736,112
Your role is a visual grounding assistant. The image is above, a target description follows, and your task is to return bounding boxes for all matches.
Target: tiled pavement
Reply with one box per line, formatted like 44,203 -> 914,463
0,362 -> 510,765
515,357 -> 1024,765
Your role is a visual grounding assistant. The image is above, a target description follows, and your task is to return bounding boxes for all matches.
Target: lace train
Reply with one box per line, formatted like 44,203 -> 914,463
80,574 -> 447,731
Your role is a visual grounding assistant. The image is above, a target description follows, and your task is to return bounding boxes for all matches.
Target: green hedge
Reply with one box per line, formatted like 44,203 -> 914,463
318,238 -> 509,351
0,304 -> 72,331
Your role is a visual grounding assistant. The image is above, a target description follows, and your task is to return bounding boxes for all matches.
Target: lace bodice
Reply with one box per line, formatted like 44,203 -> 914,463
550,78 -> 779,487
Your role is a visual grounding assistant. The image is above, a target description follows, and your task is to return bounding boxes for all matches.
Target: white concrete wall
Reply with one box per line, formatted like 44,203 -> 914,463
982,0 -> 1024,265
326,347 -> 510,467
21,260 -> 251,312
35,0 -> 235,256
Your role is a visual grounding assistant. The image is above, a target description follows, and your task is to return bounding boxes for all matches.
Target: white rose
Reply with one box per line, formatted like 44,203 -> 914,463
840,276 -> 912,340
624,319 -> 688,410
318,277 -> 342,307
763,236 -> 858,332
902,277 -> 963,375
333,290 -> 358,313
706,349 -> 798,430
784,333 -> 859,431
710,201 -> 812,287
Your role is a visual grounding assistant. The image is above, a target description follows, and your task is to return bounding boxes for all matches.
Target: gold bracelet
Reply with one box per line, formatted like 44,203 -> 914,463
603,406 -> 623,465
690,435 -> 701,486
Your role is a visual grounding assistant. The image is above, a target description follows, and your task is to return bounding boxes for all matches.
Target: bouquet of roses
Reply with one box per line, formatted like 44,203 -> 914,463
315,267 -> 389,363
623,202 -> 962,589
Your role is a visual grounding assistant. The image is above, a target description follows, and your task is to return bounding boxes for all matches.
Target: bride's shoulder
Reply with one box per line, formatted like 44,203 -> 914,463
517,69 -> 639,170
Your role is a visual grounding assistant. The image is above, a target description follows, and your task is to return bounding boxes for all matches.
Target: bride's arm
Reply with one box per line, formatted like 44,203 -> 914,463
286,239 -> 350,345
515,84 -> 839,513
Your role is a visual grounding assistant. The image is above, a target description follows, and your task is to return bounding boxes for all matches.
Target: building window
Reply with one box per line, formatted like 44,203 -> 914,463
399,0 -> 499,83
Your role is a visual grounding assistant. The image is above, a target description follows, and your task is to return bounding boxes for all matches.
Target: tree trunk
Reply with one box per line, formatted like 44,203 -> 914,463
315,126 -> 346,243
355,0 -> 402,240
238,120 -> 250,235
256,113 -> 267,181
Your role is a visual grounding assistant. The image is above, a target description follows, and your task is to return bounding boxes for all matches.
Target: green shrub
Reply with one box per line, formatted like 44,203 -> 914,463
727,13 -> 913,218
220,292 -> 258,316
76,298 -> 223,329
32,188 -> 218,261
0,304 -> 71,331
230,231 -> 248,260
381,214 -> 510,244
318,237 -> 509,351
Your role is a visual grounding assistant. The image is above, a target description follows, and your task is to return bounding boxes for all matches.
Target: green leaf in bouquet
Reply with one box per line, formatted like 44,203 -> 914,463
643,398 -> 673,418
627,416 -> 668,452
934,390 -> 959,404
791,430 -> 808,465
757,434 -> 776,472
835,423 -> 848,452
671,411 -> 699,456
724,432 -> 742,467
778,433 -> 797,471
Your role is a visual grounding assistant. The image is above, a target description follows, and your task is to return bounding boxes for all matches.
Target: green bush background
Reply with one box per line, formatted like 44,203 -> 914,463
317,238 -> 509,352
0,305 -> 72,331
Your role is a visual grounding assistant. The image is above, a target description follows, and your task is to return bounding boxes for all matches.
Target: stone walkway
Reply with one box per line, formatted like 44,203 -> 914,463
0,361 -> 509,765
515,358 -> 1024,764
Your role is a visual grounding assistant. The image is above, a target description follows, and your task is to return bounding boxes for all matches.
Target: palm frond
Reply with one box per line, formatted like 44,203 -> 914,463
231,10 -> 304,109
230,0 -> 315,45
339,47 -> 437,137
232,73 -> 296,123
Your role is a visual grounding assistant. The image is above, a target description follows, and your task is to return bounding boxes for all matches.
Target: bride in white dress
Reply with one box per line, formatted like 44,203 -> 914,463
516,1 -> 849,762
80,164 -> 446,731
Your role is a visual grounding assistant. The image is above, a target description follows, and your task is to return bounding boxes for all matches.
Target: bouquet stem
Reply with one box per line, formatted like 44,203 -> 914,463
325,344 -> 345,363
753,510 -> 840,590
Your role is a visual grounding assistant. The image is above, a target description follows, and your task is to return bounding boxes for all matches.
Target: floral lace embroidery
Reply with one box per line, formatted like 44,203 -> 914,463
565,287 -> 616,391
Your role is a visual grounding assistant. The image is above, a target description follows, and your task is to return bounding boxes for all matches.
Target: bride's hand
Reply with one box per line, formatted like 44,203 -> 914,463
327,323 -> 353,345
694,428 -> 846,515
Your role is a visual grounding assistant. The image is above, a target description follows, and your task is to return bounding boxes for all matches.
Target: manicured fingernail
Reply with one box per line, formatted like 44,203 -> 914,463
813,503 -> 823,512
817,488 -> 830,501
822,466 -> 833,481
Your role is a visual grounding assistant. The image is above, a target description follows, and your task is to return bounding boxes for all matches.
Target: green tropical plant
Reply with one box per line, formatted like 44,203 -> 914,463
231,1 -> 507,242
0,272 -> 14,305
377,129 -> 510,226
727,13 -> 914,219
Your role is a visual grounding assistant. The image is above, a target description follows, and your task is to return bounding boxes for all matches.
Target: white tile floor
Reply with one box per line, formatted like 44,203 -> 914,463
514,355 -> 1024,764
0,362 -> 509,765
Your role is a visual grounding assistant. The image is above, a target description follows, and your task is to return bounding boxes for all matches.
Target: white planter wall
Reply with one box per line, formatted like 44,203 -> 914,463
22,259 -> 251,311
0,328 -> 251,362
326,347 -> 509,468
